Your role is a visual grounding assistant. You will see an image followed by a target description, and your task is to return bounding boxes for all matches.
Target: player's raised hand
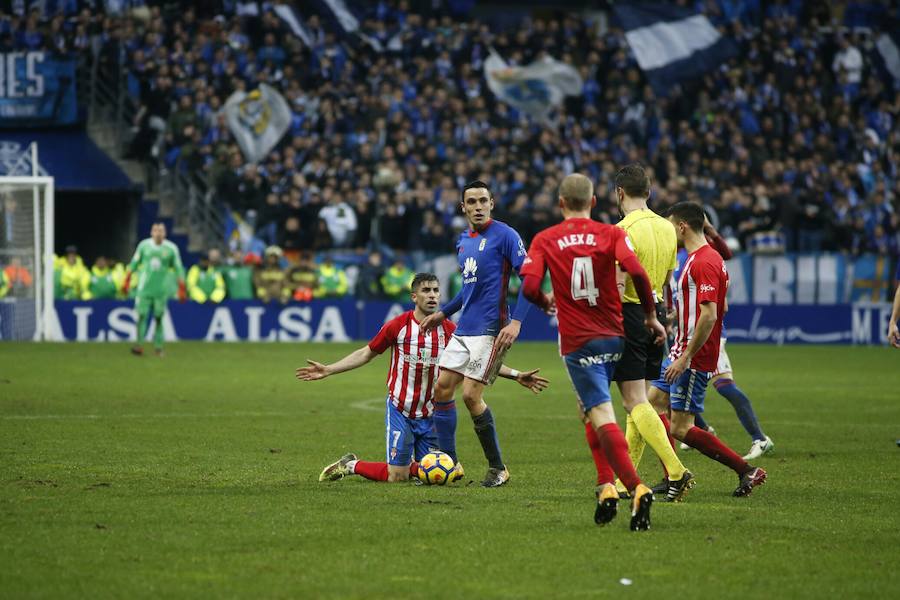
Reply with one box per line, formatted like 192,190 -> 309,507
495,320 -> 521,352
888,320 -> 900,348
419,310 -> 445,332
645,316 -> 666,346
296,360 -> 330,381
515,369 -> 549,394
664,355 -> 688,384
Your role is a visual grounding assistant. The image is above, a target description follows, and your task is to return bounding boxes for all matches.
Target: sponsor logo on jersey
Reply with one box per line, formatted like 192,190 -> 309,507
700,284 -> 716,293
517,238 -> 527,256
463,256 -> 478,283
556,233 -> 596,250
399,349 -> 441,366
577,352 -> 622,367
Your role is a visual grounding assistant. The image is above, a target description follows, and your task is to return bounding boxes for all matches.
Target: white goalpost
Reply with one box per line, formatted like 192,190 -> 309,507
0,142 -> 55,341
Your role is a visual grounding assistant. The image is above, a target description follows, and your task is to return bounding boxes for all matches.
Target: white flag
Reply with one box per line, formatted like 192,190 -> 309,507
484,50 -> 582,125
223,83 -> 291,164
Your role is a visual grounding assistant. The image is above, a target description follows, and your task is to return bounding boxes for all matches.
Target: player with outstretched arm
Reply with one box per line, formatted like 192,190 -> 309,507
649,202 -> 767,497
124,222 -> 186,357
521,173 -> 666,531
420,181 -> 549,488
299,273 -> 549,484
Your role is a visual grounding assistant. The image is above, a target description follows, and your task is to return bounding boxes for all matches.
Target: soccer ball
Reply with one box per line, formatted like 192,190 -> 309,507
417,451 -> 456,485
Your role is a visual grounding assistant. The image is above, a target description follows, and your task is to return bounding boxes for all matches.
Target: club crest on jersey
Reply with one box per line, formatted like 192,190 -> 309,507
463,257 -> 478,283
479,238 -> 486,251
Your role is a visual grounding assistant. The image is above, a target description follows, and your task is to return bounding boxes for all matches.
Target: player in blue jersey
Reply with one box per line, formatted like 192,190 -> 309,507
667,218 -> 773,462
421,181 -> 549,487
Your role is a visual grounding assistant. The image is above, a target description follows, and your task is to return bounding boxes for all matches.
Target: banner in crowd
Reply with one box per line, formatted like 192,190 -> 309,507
724,254 -> 896,304
223,83 -> 291,164
484,49 -> 583,125
874,26 -> 900,85
34,299 -> 893,345
0,52 -> 78,126
613,3 -> 738,95
0,131 -> 132,190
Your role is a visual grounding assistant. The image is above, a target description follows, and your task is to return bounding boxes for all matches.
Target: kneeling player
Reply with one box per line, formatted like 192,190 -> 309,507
649,203 -> 767,497
522,173 -> 666,530
298,273 -> 548,483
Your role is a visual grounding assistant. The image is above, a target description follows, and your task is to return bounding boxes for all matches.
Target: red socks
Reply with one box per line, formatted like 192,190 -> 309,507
683,427 -> 749,474
584,422 -> 614,485
353,461 -> 389,481
596,423 -> 641,491
352,461 -> 420,482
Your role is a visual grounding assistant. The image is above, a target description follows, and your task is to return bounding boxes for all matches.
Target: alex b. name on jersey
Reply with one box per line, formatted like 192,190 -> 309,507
556,233 -> 598,250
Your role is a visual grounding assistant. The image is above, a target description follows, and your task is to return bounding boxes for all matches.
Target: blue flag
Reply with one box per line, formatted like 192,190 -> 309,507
613,3 -> 738,95
873,25 -> 900,90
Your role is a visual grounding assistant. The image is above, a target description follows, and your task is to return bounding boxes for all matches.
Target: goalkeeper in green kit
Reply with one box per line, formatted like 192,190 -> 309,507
124,223 -> 186,356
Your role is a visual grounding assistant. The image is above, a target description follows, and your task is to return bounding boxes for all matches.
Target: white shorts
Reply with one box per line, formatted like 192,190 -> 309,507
712,338 -> 732,378
438,334 -> 506,385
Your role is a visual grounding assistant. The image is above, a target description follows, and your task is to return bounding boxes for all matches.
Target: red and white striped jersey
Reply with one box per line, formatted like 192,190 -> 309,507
368,311 -> 456,419
669,244 -> 728,373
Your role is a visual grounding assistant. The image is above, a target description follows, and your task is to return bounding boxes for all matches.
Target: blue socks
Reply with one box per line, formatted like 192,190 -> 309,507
472,406 -> 505,470
694,414 -> 710,431
714,379 -> 765,441
432,401 -> 458,463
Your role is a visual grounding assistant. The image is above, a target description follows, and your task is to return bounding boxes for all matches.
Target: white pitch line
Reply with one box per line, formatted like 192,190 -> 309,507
0,411 -> 292,421
348,397 -> 387,413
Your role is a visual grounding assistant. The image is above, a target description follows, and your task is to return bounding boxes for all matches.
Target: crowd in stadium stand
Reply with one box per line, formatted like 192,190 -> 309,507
3,0 -> 899,268
43,244 -> 416,304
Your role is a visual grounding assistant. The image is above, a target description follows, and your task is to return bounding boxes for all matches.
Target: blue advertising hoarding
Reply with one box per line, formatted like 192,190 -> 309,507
34,299 -> 894,346
0,51 -> 78,126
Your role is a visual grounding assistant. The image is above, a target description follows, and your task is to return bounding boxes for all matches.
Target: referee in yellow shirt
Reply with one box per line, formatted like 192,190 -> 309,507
612,164 -> 694,501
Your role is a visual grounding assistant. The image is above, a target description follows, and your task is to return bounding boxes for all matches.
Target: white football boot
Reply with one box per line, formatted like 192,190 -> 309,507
742,436 -> 774,461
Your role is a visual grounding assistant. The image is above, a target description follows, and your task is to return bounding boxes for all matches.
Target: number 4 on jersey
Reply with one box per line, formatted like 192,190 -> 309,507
571,256 -> 599,306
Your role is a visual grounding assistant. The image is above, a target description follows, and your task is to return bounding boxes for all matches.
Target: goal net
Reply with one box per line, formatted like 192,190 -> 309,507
0,176 -> 54,341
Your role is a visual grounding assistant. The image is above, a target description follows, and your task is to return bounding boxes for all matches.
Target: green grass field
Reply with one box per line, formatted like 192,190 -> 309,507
1,342 -> 899,599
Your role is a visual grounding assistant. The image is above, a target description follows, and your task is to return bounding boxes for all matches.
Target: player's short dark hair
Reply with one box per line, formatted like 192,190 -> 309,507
411,272 -> 439,292
461,180 -> 493,203
666,201 -> 706,232
614,164 -> 651,198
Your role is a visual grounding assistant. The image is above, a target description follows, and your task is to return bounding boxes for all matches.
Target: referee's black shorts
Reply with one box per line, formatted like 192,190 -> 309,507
614,302 -> 667,382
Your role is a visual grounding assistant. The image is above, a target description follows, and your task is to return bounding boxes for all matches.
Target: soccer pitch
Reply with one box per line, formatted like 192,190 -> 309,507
1,342 -> 898,598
